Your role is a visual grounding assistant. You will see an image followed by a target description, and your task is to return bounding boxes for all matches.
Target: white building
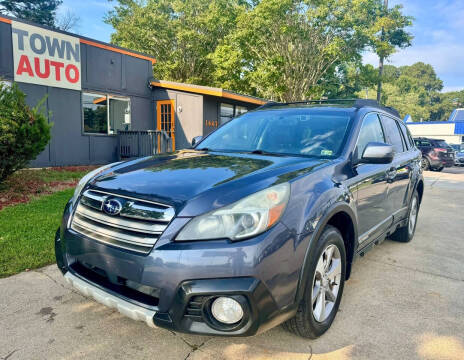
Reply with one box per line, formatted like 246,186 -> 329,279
406,109 -> 464,145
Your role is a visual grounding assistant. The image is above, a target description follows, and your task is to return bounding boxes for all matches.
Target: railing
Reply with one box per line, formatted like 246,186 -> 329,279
118,130 -> 173,160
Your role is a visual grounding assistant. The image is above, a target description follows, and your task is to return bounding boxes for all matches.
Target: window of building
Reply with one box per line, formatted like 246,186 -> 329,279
235,106 -> 248,116
220,103 -> 235,125
83,93 -> 108,134
356,113 -> 385,160
109,97 -> 131,134
219,103 -> 248,125
82,93 -> 131,135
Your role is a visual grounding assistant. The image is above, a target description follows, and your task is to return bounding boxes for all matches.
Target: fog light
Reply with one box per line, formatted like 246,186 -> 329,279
211,297 -> 244,324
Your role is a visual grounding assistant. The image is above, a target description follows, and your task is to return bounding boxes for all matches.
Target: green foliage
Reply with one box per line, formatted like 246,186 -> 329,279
358,62 -> 459,122
0,188 -> 73,277
210,0 -> 412,101
0,82 -> 52,182
107,0 -> 412,101
0,0 -> 62,27
106,0 -> 247,84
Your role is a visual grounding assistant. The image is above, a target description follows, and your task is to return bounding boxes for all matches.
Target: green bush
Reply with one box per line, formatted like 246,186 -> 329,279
0,82 -> 51,182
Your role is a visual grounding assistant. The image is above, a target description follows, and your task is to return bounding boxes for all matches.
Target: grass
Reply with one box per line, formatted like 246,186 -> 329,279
0,166 -> 96,210
0,188 -> 74,278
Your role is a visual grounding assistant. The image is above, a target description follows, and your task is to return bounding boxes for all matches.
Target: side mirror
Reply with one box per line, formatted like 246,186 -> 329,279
359,142 -> 394,164
191,136 -> 203,147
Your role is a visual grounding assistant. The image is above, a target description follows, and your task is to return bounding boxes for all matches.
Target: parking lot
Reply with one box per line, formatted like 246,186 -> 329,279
1,168 -> 463,360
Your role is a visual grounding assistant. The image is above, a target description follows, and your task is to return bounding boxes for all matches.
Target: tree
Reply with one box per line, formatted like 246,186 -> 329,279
359,62 -> 453,122
210,0 -> 412,102
56,9 -> 80,32
373,0 -> 413,101
0,0 -> 62,27
0,82 -> 51,182
105,0 -> 247,84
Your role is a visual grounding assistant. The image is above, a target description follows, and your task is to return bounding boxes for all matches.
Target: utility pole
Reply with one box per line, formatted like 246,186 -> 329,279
376,0 -> 388,103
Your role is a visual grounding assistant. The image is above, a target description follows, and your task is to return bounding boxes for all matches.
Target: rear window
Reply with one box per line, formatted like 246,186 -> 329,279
415,139 -> 431,147
380,115 -> 404,153
433,140 -> 449,148
397,122 -> 412,150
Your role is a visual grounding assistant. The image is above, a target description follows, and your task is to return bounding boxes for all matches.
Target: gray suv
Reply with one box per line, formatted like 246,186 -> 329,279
56,99 -> 423,338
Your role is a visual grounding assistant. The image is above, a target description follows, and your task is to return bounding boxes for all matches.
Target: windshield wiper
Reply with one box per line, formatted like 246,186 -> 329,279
248,150 -> 285,156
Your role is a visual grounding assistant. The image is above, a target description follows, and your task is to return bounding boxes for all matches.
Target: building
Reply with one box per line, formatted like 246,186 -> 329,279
406,109 -> 464,145
0,15 -> 265,167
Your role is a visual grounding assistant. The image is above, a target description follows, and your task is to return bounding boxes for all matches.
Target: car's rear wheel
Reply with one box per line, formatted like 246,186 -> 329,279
421,157 -> 430,170
283,225 -> 346,338
390,190 -> 420,243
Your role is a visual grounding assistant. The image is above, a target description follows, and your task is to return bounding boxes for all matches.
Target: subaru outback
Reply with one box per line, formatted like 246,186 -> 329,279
55,99 -> 423,338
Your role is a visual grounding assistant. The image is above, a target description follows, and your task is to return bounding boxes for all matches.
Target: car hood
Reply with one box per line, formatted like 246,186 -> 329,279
89,150 -> 328,216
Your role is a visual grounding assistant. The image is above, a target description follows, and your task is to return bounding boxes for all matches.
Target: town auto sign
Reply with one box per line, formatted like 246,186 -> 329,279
11,21 -> 81,90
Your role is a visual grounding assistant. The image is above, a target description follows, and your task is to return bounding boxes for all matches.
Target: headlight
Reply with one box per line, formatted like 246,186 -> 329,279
70,162 -> 120,206
176,183 -> 290,241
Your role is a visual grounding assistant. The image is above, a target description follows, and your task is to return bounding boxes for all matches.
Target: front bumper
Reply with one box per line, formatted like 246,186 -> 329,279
55,201 -> 302,336
429,157 -> 454,168
64,270 -> 157,328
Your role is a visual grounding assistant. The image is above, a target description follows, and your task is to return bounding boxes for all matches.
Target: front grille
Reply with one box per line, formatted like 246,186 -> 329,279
71,189 -> 175,254
183,296 -> 207,322
71,262 -> 159,307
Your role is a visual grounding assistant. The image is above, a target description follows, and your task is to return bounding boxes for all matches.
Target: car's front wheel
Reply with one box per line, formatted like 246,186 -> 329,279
283,225 -> 346,338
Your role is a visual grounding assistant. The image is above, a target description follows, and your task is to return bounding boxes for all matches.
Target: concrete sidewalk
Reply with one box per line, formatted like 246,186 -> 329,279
1,169 -> 464,360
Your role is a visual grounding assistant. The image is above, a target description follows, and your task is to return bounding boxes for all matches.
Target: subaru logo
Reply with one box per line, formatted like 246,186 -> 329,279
102,198 -> 122,216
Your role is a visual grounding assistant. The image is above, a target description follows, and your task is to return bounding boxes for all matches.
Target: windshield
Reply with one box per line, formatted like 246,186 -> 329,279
198,109 -> 353,157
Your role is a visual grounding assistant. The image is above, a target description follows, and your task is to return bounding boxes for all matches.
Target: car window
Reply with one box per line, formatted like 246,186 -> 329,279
398,122 -> 412,150
414,139 -> 431,147
199,109 -> 353,158
433,140 -> 449,148
380,115 -> 404,153
356,113 -> 385,160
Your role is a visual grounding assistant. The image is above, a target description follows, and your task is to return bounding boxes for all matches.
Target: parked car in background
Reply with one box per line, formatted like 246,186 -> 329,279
450,144 -> 463,155
56,99 -> 423,339
455,150 -> 464,166
414,137 -> 455,171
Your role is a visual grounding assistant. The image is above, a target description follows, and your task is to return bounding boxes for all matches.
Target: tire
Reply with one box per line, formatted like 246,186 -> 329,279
436,167 -> 443,172
283,225 -> 346,338
390,190 -> 420,243
421,157 -> 430,171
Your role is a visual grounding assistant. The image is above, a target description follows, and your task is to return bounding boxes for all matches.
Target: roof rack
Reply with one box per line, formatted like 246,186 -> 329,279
257,98 -> 400,118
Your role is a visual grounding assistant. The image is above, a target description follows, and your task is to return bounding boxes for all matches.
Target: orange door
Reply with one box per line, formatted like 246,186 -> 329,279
156,100 -> 176,151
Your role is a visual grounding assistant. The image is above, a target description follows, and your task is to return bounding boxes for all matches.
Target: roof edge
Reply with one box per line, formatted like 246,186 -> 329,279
150,80 -> 266,105
0,15 -> 156,64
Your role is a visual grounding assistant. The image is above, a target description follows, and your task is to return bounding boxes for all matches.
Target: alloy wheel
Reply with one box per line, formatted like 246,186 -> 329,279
421,158 -> 428,170
311,244 -> 342,323
408,196 -> 418,236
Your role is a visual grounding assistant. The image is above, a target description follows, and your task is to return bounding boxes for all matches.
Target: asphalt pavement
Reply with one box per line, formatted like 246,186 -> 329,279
1,168 -> 464,360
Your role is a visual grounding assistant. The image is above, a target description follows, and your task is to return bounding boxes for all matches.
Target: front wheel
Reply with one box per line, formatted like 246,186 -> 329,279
283,225 -> 346,338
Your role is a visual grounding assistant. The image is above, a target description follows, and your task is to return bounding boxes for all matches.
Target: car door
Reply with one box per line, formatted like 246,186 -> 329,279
353,113 -> 392,245
379,115 -> 412,222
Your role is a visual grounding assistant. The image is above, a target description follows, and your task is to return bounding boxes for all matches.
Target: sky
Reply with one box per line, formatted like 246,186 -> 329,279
60,0 -> 464,93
